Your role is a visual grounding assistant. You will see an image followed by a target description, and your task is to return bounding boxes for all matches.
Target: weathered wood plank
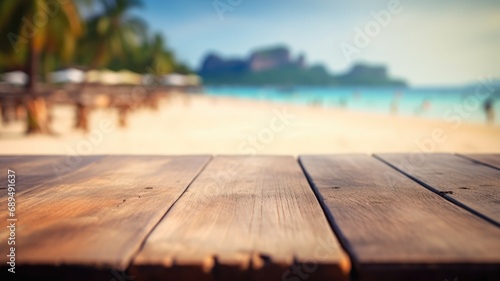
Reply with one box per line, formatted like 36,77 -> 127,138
376,153 -> 500,226
0,155 -> 102,198
459,154 -> 500,170
131,156 -> 350,281
300,154 -> 500,281
0,155 -> 210,281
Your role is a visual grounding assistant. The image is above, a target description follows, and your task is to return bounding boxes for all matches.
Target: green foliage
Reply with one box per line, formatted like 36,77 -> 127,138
0,0 -> 84,72
105,32 -> 192,75
0,0 -> 190,76
173,63 -> 192,75
74,0 -> 147,68
74,0 -> 189,74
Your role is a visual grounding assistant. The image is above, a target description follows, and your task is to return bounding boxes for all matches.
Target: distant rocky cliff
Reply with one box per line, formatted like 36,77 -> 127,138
198,45 -> 406,86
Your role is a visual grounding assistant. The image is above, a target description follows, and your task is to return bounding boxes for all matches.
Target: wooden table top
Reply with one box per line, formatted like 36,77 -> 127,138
0,154 -> 499,281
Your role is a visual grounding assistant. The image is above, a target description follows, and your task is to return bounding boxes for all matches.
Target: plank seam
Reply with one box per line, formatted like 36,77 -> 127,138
123,156 -> 214,275
372,154 -> 500,228
297,157 -> 357,281
455,154 -> 500,172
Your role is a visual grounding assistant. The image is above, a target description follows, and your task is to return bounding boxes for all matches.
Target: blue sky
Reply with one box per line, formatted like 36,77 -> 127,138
134,0 -> 500,86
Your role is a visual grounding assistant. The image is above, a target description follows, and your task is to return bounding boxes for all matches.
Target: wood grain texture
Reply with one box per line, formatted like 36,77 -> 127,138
459,154 -> 500,170
376,153 -> 500,226
131,156 -> 350,281
0,155 -> 210,281
0,155 -> 102,198
300,154 -> 500,281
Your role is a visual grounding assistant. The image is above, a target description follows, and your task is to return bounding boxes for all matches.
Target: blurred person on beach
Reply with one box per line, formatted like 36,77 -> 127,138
484,97 -> 495,124
415,99 -> 432,115
339,97 -> 348,108
390,92 -> 402,115
422,99 -> 432,111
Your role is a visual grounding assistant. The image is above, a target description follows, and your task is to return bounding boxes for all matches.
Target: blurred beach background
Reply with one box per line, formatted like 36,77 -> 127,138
0,0 -> 499,155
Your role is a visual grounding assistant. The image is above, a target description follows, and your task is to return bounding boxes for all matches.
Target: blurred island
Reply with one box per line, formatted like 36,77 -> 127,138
198,45 -> 407,87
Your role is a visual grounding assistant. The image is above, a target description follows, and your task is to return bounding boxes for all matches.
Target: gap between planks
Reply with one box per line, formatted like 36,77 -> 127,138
375,153 -> 500,227
131,155 -> 351,281
456,153 -> 500,171
0,155 -> 211,281
300,154 -> 500,281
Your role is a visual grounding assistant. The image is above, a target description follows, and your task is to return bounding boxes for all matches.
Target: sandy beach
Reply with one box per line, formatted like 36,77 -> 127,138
0,93 -> 499,155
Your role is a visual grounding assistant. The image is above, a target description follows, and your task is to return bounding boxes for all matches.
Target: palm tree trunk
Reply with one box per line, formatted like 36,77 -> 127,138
75,102 -> 90,132
74,90 -> 91,132
118,105 -> 130,128
1,100 -> 9,125
25,39 -> 50,134
26,39 -> 37,94
74,43 -> 107,132
14,98 -> 26,120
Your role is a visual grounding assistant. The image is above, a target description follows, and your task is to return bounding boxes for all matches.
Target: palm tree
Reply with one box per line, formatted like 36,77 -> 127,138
0,0 -> 84,133
74,0 -> 146,130
145,33 -> 174,75
78,0 -> 146,68
108,32 -> 175,76
138,33 -> 174,110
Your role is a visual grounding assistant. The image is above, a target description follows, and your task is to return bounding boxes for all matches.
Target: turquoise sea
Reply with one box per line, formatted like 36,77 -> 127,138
204,86 -> 500,124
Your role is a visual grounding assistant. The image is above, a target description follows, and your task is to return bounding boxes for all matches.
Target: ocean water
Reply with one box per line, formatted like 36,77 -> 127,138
204,86 -> 500,124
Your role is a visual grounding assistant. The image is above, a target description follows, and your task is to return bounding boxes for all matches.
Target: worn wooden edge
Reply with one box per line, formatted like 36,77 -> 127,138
0,264 -> 134,281
355,262 -> 500,281
456,153 -> 500,171
133,257 -> 350,280
372,153 -> 500,228
130,256 -> 350,281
